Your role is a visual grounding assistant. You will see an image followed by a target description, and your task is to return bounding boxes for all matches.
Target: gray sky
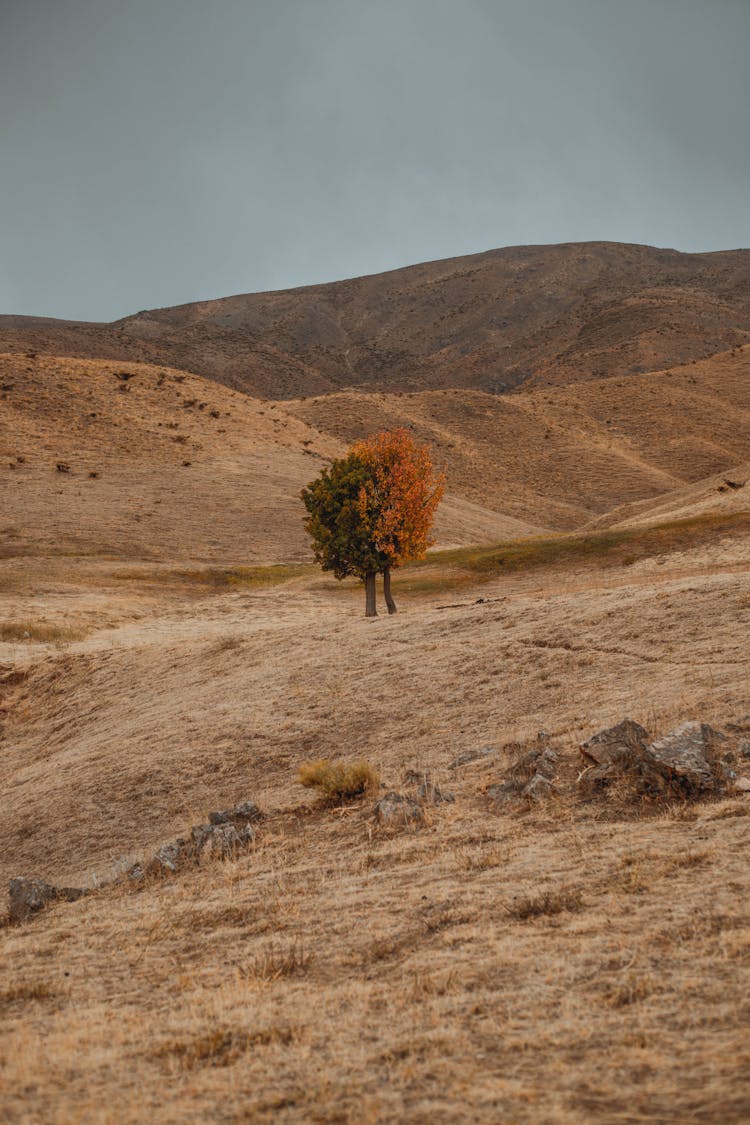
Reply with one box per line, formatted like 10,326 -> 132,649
1,0 -> 749,321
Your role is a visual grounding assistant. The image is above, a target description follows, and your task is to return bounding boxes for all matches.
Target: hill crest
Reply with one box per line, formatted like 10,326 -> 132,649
2,241 -> 750,399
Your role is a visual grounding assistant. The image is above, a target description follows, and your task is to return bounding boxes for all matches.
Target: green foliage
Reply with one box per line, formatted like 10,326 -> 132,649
300,453 -> 388,580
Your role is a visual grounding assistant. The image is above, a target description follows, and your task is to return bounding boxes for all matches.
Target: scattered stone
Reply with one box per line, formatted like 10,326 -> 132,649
487,743 -> 560,808
508,746 -> 559,782
151,840 -> 187,874
523,773 -> 557,801
373,792 -> 425,829
579,719 -> 734,798
739,741 -> 750,760
208,800 -> 263,825
56,462 -> 71,473
647,722 -> 731,795
9,877 -> 85,923
191,822 -> 253,860
449,746 -> 495,769
208,810 -> 232,825
488,772 -> 557,807
140,800 -> 263,878
580,719 -> 649,774
232,800 -> 263,822
734,777 -> 750,793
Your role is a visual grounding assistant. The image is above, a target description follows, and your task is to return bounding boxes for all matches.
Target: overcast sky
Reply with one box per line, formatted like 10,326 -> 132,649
1,0 -> 749,321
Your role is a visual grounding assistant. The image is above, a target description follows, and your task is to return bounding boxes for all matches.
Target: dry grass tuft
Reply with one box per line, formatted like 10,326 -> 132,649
710,804 -> 750,820
0,980 -> 57,1006
507,886 -> 585,921
153,1024 -> 298,1070
297,758 -> 380,801
603,973 -> 656,1008
241,939 -> 314,982
0,619 -> 86,643
456,844 -> 510,872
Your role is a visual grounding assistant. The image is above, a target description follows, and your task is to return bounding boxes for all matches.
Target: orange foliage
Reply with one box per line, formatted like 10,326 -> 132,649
352,428 -> 445,568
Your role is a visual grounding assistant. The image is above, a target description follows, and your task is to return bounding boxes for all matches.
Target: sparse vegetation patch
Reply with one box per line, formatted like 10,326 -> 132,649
153,1024 -> 298,1070
297,758 -> 380,800
398,511 -> 750,595
0,619 -> 86,643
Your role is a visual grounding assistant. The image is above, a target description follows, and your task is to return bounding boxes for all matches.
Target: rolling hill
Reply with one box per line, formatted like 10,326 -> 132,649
1,344 -> 748,564
2,241 -> 750,399
2,245 -> 750,1125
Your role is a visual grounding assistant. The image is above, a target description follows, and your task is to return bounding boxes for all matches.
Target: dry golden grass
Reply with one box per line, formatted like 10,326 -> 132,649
0,980 -> 57,1006
0,619 -> 86,644
1,347 -> 749,1121
506,886 -> 585,921
1,782 -> 750,1123
297,758 -> 380,801
3,346 -> 749,569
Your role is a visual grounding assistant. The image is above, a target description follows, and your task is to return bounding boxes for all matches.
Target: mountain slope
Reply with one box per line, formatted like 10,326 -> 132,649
2,345 -> 748,563
285,345 -> 750,530
2,241 -> 750,399
0,353 -> 540,563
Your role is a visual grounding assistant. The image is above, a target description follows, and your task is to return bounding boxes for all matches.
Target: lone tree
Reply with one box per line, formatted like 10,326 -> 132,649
301,428 -> 444,617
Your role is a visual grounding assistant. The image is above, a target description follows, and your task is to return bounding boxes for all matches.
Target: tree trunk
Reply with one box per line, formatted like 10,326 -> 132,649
365,571 -> 377,617
383,567 -> 397,615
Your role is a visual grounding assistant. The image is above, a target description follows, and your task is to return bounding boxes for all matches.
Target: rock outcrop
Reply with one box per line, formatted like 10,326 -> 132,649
448,746 -> 495,769
8,798 -> 264,920
487,745 -> 559,807
136,798 -> 262,878
9,877 -> 85,924
374,792 -> 425,829
579,720 -> 736,798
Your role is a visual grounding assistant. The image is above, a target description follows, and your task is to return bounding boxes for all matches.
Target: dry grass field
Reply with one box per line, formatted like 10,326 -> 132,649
2,344 -> 749,559
2,521 -> 750,1123
1,329 -> 749,1122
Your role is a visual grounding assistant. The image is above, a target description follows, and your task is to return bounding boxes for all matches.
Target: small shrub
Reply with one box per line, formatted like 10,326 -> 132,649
297,758 -> 380,800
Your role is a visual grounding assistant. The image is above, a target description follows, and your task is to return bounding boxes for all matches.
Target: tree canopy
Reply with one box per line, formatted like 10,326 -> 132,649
301,428 -> 444,616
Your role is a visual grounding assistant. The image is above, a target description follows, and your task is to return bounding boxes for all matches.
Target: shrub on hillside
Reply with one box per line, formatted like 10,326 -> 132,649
297,758 -> 380,800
